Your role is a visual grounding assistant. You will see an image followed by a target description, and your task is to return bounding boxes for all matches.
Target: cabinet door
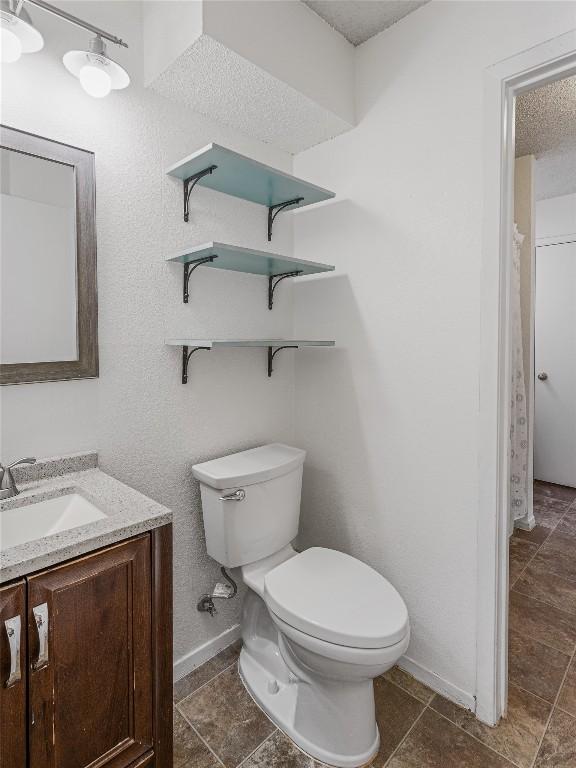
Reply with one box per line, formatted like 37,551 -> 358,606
28,535 -> 153,768
0,580 -> 27,768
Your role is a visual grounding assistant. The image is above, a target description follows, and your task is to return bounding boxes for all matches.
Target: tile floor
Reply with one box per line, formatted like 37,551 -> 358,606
173,481 -> 576,768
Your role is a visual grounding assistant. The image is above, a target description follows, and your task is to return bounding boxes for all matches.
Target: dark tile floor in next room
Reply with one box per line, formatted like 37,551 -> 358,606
173,481 -> 576,768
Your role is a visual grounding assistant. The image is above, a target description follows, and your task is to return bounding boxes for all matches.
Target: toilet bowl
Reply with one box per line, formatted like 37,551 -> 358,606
240,544 -> 409,767
192,444 -> 410,768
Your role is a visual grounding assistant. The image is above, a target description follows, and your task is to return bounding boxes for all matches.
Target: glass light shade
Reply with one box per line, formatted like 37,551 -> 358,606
79,63 -> 112,98
1,25 -> 21,62
0,8 -> 43,60
63,42 -> 129,99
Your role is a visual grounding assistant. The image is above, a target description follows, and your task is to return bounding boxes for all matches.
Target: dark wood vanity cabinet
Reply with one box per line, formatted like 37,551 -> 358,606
0,526 -> 172,768
0,580 -> 27,768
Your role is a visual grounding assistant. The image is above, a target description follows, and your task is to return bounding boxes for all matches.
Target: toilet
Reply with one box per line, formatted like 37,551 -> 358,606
192,444 -> 410,768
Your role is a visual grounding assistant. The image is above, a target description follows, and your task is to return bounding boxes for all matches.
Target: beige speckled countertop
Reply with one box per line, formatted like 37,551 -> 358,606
0,453 -> 172,583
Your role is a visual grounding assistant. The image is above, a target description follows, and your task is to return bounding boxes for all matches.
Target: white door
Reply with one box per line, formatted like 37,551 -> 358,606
534,240 -> 576,487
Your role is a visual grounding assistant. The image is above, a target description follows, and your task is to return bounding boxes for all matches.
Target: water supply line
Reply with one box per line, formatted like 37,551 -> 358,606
197,567 -> 238,617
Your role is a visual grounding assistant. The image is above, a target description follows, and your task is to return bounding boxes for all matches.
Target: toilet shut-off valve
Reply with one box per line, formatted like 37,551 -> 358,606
197,566 -> 238,616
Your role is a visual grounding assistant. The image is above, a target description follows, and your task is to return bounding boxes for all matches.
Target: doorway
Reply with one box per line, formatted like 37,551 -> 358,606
502,72 -> 576,761
477,30 -> 576,731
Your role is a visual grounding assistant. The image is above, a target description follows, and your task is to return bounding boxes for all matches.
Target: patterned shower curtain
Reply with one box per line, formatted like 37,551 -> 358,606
510,225 -> 529,525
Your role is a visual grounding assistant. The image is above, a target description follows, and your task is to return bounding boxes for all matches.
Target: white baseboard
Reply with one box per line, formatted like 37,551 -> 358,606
398,655 -> 476,712
174,631 -> 477,715
173,624 -> 242,683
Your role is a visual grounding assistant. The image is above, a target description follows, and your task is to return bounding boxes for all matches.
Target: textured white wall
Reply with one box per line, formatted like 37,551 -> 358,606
0,1 -> 295,665
536,193 -> 576,238
292,0 -> 576,699
203,0 -> 355,124
143,0 -> 355,154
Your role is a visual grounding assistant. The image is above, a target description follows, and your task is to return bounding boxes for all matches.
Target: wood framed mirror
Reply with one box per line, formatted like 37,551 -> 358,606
0,125 -> 98,385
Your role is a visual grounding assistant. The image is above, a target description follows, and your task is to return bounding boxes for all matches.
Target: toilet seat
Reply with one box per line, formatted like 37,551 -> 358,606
264,547 -> 409,649
271,611 -> 411,667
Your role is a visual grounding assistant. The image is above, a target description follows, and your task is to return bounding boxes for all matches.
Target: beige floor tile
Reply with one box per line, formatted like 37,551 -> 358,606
556,508 -> 576,538
173,641 -> 242,703
178,665 -> 275,767
533,708 -> 576,767
508,630 -> 571,703
386,708 -> 515,768
371,678 -> 425,766
430,684 -> 551,768
508,591 -> 576,654
534,530 -> 576,582
533,498 -> 570,530
512,524 -> 552,546
240,730 -> 326,767
383,667 -> 435,704
558,658 -> 576,717
514,561 -> 576,616
534,482 -> 576,504
509,539 -> 539,585
173,708 -> 221,768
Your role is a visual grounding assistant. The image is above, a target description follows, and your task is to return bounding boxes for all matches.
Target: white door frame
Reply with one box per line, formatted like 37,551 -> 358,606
477,29 -> 576,726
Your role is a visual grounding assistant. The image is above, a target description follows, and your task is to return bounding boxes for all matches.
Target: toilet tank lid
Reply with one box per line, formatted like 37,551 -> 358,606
192,443 -> 306,489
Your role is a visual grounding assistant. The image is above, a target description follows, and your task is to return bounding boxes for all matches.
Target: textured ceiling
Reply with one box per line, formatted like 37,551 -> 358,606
516,75 -> 576,200
148,35 -> 351,155
516,76 -> 576,157
303,0 -> 429,45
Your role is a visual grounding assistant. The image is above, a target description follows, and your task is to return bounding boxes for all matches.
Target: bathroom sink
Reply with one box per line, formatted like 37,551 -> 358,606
0,493 -> 108,550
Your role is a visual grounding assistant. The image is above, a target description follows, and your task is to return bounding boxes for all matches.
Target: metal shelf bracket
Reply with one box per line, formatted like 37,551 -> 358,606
268,270 -> 303,310
267,197 -> 304,241
183,164 -> 217,222
182,345 -> 210,384
183,255 -> 218,303
268,345 -> 298,377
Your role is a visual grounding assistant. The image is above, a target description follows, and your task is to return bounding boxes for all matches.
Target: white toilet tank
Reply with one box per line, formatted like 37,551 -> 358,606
192,444 -> 306,567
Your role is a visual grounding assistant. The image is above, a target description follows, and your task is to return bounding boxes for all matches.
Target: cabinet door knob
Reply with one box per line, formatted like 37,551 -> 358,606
4,615 -> 21,687
32,603 -> 49,670
537,372 -> 548,381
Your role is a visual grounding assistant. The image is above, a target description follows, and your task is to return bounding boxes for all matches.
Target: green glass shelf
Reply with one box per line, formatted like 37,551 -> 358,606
165,339 -> 335,349
168,242 -> 334,276
166,143 -> 335,238
165,339 -> 335,383
167,242 -> 334,307
166,143 -> 335,208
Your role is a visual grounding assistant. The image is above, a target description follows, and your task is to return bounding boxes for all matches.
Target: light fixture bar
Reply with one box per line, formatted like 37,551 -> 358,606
24,0 -> 128,47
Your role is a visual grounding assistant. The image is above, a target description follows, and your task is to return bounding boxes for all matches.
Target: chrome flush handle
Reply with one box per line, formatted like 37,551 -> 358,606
4,615 -> 21,687
218,489 -> 246,502
32,603 -> 49,670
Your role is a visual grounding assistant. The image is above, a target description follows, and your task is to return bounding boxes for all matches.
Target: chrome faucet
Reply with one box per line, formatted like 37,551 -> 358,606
0,458 -> 36,499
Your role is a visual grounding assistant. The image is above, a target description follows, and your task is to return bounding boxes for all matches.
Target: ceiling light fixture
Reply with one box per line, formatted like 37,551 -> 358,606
63,35 -> 129,99
0,0 -> 43,63
14,0 -> 130,98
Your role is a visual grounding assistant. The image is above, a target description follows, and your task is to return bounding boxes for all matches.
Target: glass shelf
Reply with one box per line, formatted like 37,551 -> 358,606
167,242 -> 335,306
165,339 -> 335,348
166,143 -> 335,238
168,242 -> 334,276
165,339 -> 335,383
166,143 -> 335,208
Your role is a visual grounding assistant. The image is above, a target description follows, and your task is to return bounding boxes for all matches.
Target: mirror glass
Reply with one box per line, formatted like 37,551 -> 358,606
1,148 -> 78,364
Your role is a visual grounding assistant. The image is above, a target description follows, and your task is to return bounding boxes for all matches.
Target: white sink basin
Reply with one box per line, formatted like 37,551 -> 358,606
1,493 -> 108,550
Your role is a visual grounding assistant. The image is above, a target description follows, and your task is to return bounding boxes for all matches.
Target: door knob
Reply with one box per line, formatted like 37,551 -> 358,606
537,372 -> 548,381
